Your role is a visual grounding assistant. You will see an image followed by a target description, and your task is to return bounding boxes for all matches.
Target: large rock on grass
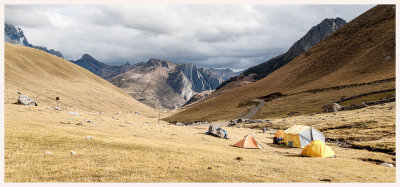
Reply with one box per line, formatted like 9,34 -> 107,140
322,103 -> 341,113
208,125 -> 226,138
17,94 -> 37,106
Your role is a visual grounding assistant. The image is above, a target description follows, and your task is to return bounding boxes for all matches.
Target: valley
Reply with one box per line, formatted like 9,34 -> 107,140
3,4 -> 396,183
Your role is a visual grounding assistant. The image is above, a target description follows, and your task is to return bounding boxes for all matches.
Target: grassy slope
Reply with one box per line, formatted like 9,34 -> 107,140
5,103 -> 395,182
4,43 -> 159,116
165,5 -> 395,123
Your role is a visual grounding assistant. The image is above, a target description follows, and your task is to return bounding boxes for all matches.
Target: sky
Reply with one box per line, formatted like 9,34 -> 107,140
5,4 -> 375,71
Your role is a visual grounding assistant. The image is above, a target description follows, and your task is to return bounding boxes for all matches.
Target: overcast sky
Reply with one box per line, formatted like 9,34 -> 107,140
5,4 -> 374,71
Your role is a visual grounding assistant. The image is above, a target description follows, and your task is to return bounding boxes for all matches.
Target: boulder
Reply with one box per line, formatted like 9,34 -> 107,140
17,94 -> 37,106
322,103 -> 341,113
208,125 -> 226,138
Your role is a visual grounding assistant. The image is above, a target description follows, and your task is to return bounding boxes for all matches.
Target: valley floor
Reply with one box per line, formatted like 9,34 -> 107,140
4,102 -> 396,182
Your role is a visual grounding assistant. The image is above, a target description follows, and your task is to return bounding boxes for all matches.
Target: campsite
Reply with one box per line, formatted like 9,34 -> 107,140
3,3 -> 396,183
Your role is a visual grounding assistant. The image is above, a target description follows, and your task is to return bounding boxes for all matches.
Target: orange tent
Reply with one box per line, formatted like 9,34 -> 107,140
274,130 -> 284,138
233,135 -> 263,149
273,130 -> 284,144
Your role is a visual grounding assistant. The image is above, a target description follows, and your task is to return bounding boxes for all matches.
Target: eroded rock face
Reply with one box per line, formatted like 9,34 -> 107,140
109,58 -> 238,110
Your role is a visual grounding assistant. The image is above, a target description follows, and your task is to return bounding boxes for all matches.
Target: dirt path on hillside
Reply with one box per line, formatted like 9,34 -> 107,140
241,99 -> 264,119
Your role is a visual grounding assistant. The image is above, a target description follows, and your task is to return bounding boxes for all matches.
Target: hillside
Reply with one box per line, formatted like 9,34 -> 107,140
165,5 -> 395,123
4,43 -> 158,115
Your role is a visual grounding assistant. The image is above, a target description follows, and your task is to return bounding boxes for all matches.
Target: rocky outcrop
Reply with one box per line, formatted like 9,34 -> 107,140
216,17 -> 347,90
183,90 -> 213,106
4,23 -> 64,58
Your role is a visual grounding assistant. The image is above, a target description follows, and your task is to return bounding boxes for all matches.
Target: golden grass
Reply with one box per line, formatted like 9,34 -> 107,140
4,102 -> 396,182
246,102 -> 396,157
339,91 -> 395,106
4,43 -> 160,116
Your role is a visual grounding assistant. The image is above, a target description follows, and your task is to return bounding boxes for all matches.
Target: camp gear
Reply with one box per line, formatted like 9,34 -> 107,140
283,125 -> 325,148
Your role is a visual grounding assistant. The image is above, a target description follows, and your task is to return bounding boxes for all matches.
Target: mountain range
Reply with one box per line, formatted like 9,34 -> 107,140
107,58 -> 238,109
165,5 -> 395,123
215,17 -> 347,92
4,23 -> 64,58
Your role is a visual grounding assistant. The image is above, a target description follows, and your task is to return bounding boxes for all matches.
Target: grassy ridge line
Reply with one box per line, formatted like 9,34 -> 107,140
5,43 -> 160,116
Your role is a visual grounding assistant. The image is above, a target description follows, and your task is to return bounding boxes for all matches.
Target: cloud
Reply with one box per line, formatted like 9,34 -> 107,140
5,4 -> 375,70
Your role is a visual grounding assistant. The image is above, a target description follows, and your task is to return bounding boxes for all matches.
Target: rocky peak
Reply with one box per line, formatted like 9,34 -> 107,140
291,17 -> 347,54
145,58 -> 174,68
4,23 -> 64,58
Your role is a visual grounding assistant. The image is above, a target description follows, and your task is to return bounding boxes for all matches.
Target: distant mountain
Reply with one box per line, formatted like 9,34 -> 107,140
4,23 -> 64,58
70,54 -> 138,79
108,58 -> 238,109
216,17 -> 347,91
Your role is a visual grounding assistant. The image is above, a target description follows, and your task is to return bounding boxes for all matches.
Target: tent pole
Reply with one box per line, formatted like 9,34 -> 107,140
310,127 -> 313,141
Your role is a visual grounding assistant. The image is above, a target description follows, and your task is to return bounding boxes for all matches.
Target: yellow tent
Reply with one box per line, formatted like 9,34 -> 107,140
283,125 -> 325,148
300,140 -> 336,158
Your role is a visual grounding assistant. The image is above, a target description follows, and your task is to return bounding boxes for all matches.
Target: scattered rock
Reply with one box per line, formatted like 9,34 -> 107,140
229,118 -> 269,126
86,136 -> 93,139
45,151 -> 52,155
381,163 -> 394,167
236,156 -> 243,161
76,122 -> 83,126
68,112 -> 79,116
60,121 -> 71,125
17,94 -> 37,106
70,151 -> 76,155
319,178 -> 332,182
207,167 -> 212,170
85,119 -> 93,123
54,107 -> 61,111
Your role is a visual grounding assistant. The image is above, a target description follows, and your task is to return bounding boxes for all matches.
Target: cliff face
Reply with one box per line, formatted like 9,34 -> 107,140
106,58 -> 238,110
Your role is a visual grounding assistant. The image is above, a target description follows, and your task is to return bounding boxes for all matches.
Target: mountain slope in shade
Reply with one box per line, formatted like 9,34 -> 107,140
4,43 -> 158,116
108,58 -> 238,110
216,17 -> 347,92
4,23 -> 64,58
165,5 -> 395,123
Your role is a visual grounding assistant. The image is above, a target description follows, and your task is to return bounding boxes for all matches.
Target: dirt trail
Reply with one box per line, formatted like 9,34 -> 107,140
241,99 -> 264,119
